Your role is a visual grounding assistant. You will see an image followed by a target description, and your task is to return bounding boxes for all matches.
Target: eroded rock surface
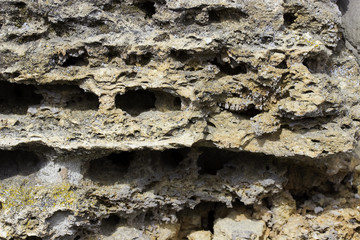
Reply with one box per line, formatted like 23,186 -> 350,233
0,0 -> 360,239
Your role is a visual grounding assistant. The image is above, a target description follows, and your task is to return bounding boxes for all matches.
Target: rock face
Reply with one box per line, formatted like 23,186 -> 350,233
0,0 -> 360,239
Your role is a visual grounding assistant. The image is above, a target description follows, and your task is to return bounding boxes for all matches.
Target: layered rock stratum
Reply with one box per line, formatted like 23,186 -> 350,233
1,0 -> 360,239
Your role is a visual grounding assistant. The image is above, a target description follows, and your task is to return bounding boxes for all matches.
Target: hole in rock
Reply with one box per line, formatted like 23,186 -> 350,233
283,12 -> 297,26
0,150 -> 43,180
303,54 -> 328,74
101,214 -> 123,236
65,90 -> 99,110
170,50 -> 192,63
239,105 -> 262,117
25,237 -> 42,240
38,85 -> 99,110
86,152 -> 134,185
197,148 -> 232,175
285,164 -> 329,196
53,48 -> 89,67
180,10 -> 200,25
124,52 -> 152,66
116,90 -> 155,115
0,81 -> 43,114
208,8 -> 248,22
160,148 -> 189,168
177,201 -> 227,238
336,0 -> 349,15
205,210 -> 215,233
115,89 -> 182,116
211,57 -> 248,75
134,1 -> 156,18
277,59 -> 288,69
221,104 -> 261,118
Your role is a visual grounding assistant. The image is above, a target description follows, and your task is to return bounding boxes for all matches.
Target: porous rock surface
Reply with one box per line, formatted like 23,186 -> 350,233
0,0 -> 360,239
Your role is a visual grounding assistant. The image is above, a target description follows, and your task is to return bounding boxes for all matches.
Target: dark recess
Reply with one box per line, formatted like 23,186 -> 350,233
134,1 -> 156,18
52,48 -> 89,67
124,52 -> 152,66
277,59 -> 288,69
303,54 -> 328,74
86,152 -> 134,185
37,84 -> 99,110
100,214 -> 122,236
239,105 -> 262,118
283,12 -> 297,26
65,90 -> 99,110
208,8 -> 248,22
211,57 -> 248,75
0,150 -> 43,180
160,148 -> 189,168
0,81 -> 43,114
116,90 -> 156,116
170,49 -> 192,62
62,53 -> 89,67
197,148 -> 231,175
115,89 -> 181,116
204,210 -> 215,233
336,0 -> 349,14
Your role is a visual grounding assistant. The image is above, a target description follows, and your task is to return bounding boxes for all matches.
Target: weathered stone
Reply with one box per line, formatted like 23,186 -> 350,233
0,0 -> 360,239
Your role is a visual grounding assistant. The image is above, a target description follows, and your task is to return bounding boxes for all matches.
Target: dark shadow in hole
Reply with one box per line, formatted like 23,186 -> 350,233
134,1 -> 156,18
336,0 -> 349,15
179,9 -> 200,25
37,84 -> 99,110
277,59 -> 288,69
124,52 -> 152,66
115,89 -> 181,116
13,2 -> 27,8
210,57 -> 248,75
105,46 -> 122,62
86,152 -> 134,185
0,81 -> 43,114
160,148 -> 189,169
52,48 -> 89,67
239,105 -> 262,118
65,91 -> 99,110
205,210 -> 215,233
116,90 -> 156,116
208,8 -> 248,23
62,53 -> 89,67
100,214 -> 123,236
283,12 -> 297,26
177,201 -> 226,239
25,237 -> 42,240
219,103 -> 261,118
170,49 -> 192,63
303,54 -> 329,74
0,150 -> 43,180
49,21 -> 73,37
197,148 -> 232,175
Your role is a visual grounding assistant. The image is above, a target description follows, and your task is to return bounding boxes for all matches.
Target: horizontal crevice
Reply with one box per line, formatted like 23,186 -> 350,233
115,89 -> 181,116
124,52 -> 152,66
0,150 -> 44,180
0,81 -> 43,114
51,48 -> 89,67
208,8 -> 248,23
134,1 -> 156,19
36,84 -> 99,110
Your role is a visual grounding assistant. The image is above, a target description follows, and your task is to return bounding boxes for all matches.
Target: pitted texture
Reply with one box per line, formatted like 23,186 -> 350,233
0,0 -> 360,239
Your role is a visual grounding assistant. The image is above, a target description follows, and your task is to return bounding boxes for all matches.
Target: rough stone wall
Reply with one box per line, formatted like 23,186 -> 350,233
0,0 -> 360,239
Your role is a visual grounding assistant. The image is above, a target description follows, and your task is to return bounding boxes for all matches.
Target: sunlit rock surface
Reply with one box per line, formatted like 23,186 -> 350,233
0,0 -> 360,239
